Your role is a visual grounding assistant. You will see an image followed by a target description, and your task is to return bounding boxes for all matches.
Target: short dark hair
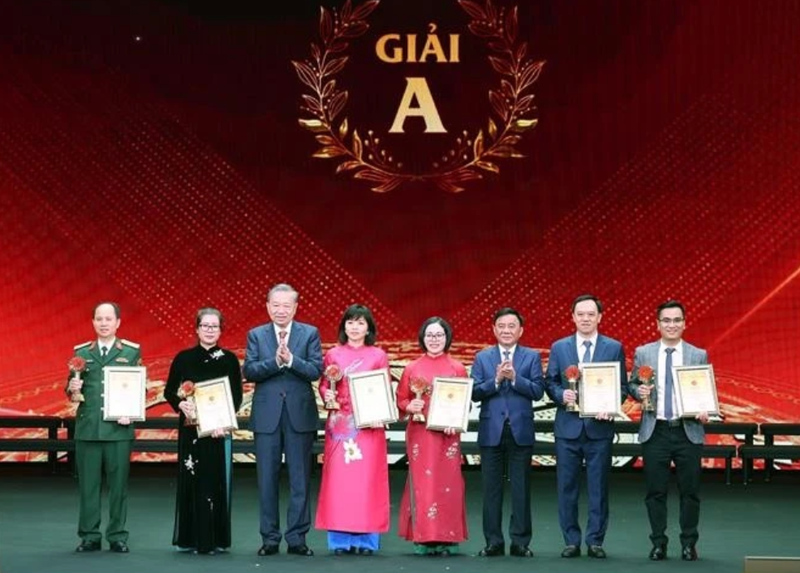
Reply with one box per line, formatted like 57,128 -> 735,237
196,307 -> 224,330
93,301 -> 121,319
493,307 -> 524,326
417,316 -> 453,353
657,299 -> 686,319
338,304 -> 377,346
571,294 -> 603,314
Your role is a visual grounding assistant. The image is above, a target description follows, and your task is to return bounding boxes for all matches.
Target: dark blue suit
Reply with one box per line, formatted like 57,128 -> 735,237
471,345 -> 545,548
544,334 -> 626,548
243,321 -> 323,548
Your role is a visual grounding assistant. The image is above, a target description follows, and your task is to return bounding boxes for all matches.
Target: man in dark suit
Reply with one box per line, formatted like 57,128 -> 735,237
68,302 -> 141,554
544,294 -> 626,559
244,283 -> 323,557
471,307 -> 545,558
629,300 -> 709,562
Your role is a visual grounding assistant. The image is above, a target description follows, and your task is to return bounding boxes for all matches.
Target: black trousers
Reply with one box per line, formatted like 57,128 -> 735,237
641,422 -> 702,548
479,423 -> 533,548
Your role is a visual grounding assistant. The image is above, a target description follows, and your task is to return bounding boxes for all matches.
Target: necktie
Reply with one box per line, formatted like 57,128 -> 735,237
500,350 -> 511,387
279,330 -> 287,345
101,346 -> 108,358
664,348 -> 676,419
582,340 -> 592,364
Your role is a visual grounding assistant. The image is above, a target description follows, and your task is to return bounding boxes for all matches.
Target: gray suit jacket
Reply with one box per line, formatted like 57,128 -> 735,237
628,340 -> 708,445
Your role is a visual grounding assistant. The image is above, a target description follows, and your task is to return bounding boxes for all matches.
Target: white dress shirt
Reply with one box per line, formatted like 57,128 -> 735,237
97,338 -> 116,355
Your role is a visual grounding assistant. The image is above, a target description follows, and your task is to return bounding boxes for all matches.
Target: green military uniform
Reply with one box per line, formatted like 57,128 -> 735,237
69,338 -> 141,545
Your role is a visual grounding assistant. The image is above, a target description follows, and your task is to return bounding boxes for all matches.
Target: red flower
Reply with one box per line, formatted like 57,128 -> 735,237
68,356 -> 87,373
409,376 -> 430,395
325,364 -> 343,382
638,365 -> 654,382
564,365 -> 580,381
178,380 -> 195,398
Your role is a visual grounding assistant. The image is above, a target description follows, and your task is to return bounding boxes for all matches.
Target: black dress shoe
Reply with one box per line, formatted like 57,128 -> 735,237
649,544 -> 667,561
477,543 -> 504,557
357,548 -> 374,556
681,546 -> 698,561
109,541 -> 129,553
509,544 -> 533,557
561,545 -> 581,558
75,540 -> 101,553
257,544 -> 279,556
587,545 -> 606,559
287,544 -> 314,556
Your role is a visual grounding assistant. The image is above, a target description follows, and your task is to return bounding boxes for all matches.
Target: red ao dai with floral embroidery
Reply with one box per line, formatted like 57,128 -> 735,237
396,354 -> 468,544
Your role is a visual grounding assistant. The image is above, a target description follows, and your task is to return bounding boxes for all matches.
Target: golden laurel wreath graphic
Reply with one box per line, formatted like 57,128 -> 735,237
293,0 -> 544,193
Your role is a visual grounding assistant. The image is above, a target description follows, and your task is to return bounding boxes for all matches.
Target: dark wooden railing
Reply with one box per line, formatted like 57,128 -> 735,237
2,416 -> 773,484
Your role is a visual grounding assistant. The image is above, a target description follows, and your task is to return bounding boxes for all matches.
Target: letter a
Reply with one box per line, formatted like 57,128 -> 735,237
388,77 -> 446,133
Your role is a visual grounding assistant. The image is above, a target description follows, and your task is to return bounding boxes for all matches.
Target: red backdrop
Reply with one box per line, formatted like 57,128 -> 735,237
1,0 -> 799,434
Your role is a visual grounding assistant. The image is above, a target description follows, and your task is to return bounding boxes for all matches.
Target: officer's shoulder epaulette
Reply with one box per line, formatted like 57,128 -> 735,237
120,339 -> 140,349
73,341 -> 92,350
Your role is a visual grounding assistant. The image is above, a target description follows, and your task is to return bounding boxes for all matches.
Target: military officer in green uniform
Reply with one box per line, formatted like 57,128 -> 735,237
67,302 -> 141,553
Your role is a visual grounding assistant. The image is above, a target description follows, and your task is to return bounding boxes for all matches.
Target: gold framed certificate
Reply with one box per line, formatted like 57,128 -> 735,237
194,376 -> 239,438
426,377 -> 473,432
102,366 -> 147,421
674,364 -> 720,417
578,362 -> 622,418
348,368 -> 398,428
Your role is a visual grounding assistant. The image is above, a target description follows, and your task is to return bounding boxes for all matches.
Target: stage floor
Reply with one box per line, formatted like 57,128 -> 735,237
0,465 -> 797,573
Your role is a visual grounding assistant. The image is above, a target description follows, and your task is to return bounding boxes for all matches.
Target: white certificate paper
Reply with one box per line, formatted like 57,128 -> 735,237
348,368 -> 398,428
193,376 -> 238,437
579,362 -> 622,418
427,377 -> 473,432
674,364 -> 720,417
102,366 -> 146,421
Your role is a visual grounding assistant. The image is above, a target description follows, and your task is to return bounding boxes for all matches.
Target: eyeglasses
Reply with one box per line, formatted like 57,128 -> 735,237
658,318 -> 685,325
425,333 -> 446,340
199,324 -> 221,331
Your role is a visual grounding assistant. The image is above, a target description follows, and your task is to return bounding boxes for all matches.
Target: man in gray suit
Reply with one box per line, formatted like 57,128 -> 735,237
629,300 -> 709,562
244,284 -> 323,557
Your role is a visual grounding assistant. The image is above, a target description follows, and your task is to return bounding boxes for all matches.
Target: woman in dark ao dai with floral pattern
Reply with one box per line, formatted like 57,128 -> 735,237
164,307 -> 243,554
